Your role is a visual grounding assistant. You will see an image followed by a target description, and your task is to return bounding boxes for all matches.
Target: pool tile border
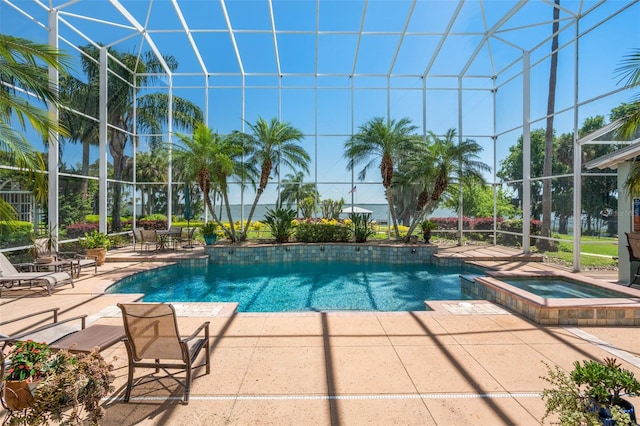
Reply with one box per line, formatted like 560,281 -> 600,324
205,243 -> 438,264
466,270 -> 640,326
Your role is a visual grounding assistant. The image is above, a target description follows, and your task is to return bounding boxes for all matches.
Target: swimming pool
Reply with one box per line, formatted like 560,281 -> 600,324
106,262 -> 475,312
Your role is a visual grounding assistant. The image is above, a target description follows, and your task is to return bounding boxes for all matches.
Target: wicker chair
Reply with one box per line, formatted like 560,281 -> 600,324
117,303 -> 210,404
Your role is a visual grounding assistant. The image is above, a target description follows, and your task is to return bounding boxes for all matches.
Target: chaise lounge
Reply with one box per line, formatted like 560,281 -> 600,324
0,252 -> 74,296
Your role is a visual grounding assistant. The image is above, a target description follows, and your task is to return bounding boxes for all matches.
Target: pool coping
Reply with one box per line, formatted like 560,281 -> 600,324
471,270 -> 640,325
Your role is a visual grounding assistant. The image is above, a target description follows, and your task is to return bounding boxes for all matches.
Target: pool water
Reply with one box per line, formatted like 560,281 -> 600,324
502,278 -> 623,299
107,262 -> 473,312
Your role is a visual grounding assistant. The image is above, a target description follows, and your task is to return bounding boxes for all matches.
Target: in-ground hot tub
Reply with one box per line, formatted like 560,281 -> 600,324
462,270 -> 640,325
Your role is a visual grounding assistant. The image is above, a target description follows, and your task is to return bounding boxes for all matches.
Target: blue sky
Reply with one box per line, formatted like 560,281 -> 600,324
1,0 -> 638,206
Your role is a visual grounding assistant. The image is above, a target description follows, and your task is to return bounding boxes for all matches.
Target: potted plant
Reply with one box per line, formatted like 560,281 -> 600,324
419,220 -> 437,243
30,226 -> 58,263
2,341 -> 114,424
541,357 -> 639,425
79,230 -> 112,266
201,222 -> 219,245
2,340 -> 53,410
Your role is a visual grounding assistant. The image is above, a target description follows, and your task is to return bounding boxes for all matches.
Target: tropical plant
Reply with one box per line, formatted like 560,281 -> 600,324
173,123 -> 247,242
541,358 -> 640,426
299,196 -> 316,219
201,221 -> 219,237
78,230 -> 112,250
61,45 -> 202,232
617,48 -> 640,197
237,117 -> 310,241
320,198 -> 344,220
420,220 -> 437,232
3,344 -> 114,426
3,340 -> 52,382
615,48 -> 640,140
349,213 -> 375,243
0,35 -> 71,223
277,171 -> 319,215
403,129 -> 490,240
263,207 -> 297,244
344,117 -> 420,240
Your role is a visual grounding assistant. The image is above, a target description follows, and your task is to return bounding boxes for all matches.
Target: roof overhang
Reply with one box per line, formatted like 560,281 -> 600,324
584,138 -> 640,170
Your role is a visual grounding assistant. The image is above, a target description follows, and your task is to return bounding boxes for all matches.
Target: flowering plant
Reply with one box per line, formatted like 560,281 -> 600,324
3,340 -> 53,381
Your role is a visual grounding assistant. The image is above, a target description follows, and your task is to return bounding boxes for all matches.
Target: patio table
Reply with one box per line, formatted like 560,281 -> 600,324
157,230 -> 180,250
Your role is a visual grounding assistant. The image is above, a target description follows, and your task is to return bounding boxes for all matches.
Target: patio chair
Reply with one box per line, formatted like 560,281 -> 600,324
0,252 -> 73,296
0,308 -> 87,352
117,303 -> 210,404
625,232 -> 640,286
140,229 -> 158,252
133,228 -> 143,252
180,227 -> 197,248
168,226 -> 182,249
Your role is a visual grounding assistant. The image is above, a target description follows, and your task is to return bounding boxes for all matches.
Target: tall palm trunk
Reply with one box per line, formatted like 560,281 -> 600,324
242,161 -> 271,240
538,0 -> 560,252
381,153 -> 400,239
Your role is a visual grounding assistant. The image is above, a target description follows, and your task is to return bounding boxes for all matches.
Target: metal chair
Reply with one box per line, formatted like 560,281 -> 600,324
140,230 -> 158,252
117,303 -> 210,404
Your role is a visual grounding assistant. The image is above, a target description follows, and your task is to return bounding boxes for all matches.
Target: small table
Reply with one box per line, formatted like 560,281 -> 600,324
49,324 -> 126,354
157,229 -> 181,250
17,259 -> 77,276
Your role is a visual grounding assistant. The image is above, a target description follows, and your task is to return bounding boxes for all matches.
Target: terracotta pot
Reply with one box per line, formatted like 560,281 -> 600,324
3,380 -> 36,410
85,247 -> 106,266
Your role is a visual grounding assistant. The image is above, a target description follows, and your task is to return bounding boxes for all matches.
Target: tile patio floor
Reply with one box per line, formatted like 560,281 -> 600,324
1,244 -> 638,425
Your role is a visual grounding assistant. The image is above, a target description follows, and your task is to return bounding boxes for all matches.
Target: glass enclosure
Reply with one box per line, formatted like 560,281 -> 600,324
0,0 -> 638,271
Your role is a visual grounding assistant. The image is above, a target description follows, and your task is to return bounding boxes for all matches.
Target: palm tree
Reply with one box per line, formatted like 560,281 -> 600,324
173,123 -> 246,242
135,151 -> 168,216
277,171 -> 318,216
344,117 -> 419,239
237,117 -> 309,240
617,49 -> 640,198
0,34 -> 70,222
63,45 -> 202,231
616,48 -> 640,140
538,0 -> 560,252
403,129 -> 490,240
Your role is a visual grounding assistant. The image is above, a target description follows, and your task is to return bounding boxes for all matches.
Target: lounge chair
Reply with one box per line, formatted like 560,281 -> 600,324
0,252 -> 73,296
0,308 -> 87,351
118,303 -> 210,404
1,307 -> 125,354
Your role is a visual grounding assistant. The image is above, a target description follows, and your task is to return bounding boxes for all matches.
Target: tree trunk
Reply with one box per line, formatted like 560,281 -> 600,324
80,140 -> 90,221
537,0 -> 560,252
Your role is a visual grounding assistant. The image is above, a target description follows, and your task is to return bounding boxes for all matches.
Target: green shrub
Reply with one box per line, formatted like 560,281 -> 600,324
295,221 -> 350,243
0,221 -> 33,248
264,208 -> 297,243
349,213 -> 375,243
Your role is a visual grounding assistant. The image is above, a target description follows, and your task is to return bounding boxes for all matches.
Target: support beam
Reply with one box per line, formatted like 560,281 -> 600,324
522,51 -> 531,253
99,47 -> 108,234
47,9 -> 60,246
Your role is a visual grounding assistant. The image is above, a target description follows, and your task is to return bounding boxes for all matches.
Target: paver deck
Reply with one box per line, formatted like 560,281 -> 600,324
1,243 -> 638,425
